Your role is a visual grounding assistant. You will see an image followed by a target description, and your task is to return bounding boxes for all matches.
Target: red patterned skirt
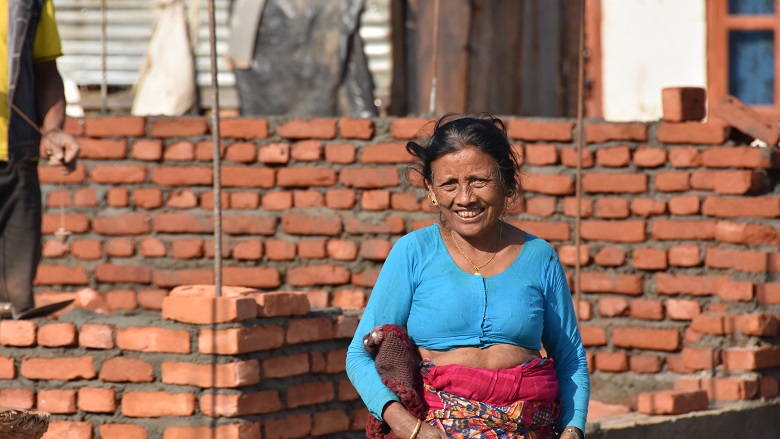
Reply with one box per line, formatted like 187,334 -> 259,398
421,357 -> 560,439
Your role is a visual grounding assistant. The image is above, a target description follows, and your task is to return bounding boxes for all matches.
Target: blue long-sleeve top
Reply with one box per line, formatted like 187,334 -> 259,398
346,224 -> 590,432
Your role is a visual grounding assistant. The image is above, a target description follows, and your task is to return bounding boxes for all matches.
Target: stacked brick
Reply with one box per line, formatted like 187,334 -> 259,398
30,114 -> 780,420
0,288 -> 363,438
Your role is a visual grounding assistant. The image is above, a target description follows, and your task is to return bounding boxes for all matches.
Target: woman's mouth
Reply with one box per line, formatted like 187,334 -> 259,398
456,209 -> 483,219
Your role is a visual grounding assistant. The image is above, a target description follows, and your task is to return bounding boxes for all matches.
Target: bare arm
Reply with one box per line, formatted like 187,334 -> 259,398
34,60 -> 78,169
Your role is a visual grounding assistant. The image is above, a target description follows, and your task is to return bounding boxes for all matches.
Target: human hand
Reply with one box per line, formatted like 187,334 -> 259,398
417,422 -> 448,439
362,326 -> 385,353
559,426 -> 583,439
42,129 -> 79,173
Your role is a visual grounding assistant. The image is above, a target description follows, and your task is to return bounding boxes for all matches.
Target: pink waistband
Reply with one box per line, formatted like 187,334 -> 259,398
421,357 -> 559,411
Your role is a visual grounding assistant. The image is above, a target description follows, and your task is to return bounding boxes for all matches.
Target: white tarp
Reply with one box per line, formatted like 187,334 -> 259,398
131,0 -> 196,116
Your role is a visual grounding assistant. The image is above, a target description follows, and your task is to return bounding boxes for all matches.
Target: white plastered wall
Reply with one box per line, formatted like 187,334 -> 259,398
601,0 -> 707,121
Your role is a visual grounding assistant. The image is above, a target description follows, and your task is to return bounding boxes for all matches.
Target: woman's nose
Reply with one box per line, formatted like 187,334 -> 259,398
455,183 -> 474,203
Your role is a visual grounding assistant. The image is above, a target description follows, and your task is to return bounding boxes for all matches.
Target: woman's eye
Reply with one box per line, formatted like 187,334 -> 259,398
471,180 -> 488,188
440,183 -> 456,191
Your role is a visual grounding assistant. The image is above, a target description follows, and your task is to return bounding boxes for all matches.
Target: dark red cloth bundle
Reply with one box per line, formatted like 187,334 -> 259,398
363,324 -> 427,439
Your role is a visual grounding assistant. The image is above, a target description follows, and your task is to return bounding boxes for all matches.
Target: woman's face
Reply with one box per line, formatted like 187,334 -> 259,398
427,146 -> 507,239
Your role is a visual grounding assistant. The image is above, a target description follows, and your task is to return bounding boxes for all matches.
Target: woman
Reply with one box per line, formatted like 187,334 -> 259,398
346,114 -> 590,439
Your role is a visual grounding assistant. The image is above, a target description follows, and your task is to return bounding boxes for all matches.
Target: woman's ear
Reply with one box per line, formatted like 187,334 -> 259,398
425,182 -> 438,206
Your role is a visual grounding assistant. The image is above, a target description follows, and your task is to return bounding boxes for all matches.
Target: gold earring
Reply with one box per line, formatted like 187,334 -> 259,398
431,199 -> 438,205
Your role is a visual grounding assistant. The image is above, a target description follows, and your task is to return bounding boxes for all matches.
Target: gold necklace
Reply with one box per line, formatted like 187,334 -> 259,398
450,223 -> 503,275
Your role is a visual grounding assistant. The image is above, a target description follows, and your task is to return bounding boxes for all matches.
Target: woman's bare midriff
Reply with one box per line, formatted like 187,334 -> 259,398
419,343 -> 541,370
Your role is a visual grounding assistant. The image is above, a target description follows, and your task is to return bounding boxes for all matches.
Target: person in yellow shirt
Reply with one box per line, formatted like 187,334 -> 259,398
0,0 -> 79,318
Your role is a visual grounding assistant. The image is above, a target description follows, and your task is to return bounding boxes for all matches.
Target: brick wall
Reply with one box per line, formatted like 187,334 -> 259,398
0,290 -> 364,438
14,114 -> 780,427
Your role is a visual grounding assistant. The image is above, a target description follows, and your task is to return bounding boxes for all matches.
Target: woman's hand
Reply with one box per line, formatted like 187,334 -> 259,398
559,426 -> 583,439
362,326 -> 385,353
417,422 -> 448,439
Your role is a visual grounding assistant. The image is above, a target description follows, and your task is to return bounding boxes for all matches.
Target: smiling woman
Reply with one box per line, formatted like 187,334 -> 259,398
345,113 -> 590,439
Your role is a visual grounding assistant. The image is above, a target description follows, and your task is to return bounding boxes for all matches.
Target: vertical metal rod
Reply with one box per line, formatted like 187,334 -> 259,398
100,0 -> 108,113
574,0 -> 586,324
208,0 -> 223,296
428,0 -> 441,115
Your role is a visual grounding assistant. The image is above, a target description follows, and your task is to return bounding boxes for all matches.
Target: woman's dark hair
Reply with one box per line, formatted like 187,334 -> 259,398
405,113 -> 522,196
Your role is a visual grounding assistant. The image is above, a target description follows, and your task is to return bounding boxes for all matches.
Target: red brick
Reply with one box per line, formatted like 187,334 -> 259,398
259,142 -> 290,164
151,166 -> 212,186
276,118 -> 337,139
630,198 -> 667,217
339,167 -> 400,188
340,118 -> 374,139
675,377 -> 759,401
38,164 -> 87,185
593,246 -> 626,266
360,239 -> 393,260
595,145 -> 631,167
264,414 -> 313,439
45,421 -> 93,438
613,327 -> 680,351
104,290 -> 137,311
122,391 -> 196,417
79,324 -> 114,349
291,140 -> 323,161
716,281 -> 754,302
658,122 -> 729,144
682,347 -> 721,371
0,388 -> 34,409
265,240 -> 297,261
33,264 -> 89,285
714,221 -> 780,246
668,195 -> 700,215
583,173 -> 647,193
524,144 -> 558,165
508,119 -> 573,141
633,146 -> 667,167
712,94 -> 780,145
263,353 -> 310,379
37,322 -> 76,347
661,87 -> 707,122
94,263 -> 152,284
312,409 -> 351,436
343,214 -> 405,234
219,118 -> 268,139
162,295 -> 257,324
702,195 -> 780,218
89,164 -> 146,185
199,391 -> 282,417
361,142 -> 414,163
325,143 -> 357,164
522,174 -> 574,195
77,138 -> 127,159
581,220 -> 646,243
198,325 -> 284,355
706,248 -> 767,273
760,376 -> 780,399
150,117 -> 208,137
723,347 -> 780,371
668,146 -> 701,168
359,190 -> 389,211
597,297 -> 629,317
666,299 -> 701,321
637,389 -> 708,415
99,357 -> 154,382
595,352 -> 629,372
161,360 -> 260,388
512,220 -> 570,241
106,238 -> 134,257
690,313 -> 735,335
130,139 -> 163,161
287,381 -> 335,408
632,247 -> 667,270
166,423 -> 262,439
580,273 -> 643,295
20,357 -> 95,380
99,424 -> 148,439
668,244 -> 701,267
116,327 -> 190,353
735,313 -> 779,336
286,317 -> 335,344
560,147 -> 594,168
292,190 -> 324,208
332,289 -> 366,310
757,283 -> 780,304
224,142 -> 258,163
230,192 -> 261,210
580,326 -> 607,346
64,117 -> 84,136
562,197 -> 593,218
586,122 -> 648,143
0,320 -> 36,347
557,245 -> 590,267
78,387 -> 116,413
595,197 -> 629,218
701,146 -> 776,169
630,298 -> 664,320
390,118 -> 433,139
651,219 -> 716,240
85,115 -> 146,137
37,389 -> 77,413
630,354 -> 662,374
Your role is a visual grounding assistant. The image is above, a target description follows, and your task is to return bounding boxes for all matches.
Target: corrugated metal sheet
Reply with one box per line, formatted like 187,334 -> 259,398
53,0 -> 392,114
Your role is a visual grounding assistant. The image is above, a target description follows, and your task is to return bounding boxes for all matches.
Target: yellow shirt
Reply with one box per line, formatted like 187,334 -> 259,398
0,0 -> 63,161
